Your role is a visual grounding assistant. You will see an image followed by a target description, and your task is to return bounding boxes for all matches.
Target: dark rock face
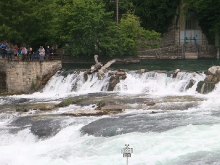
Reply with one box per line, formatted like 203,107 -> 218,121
107,70 -> 127,91
30,118 -> 62,139
185,79 -> 196,90
81,111 -> 220,137
107,75 -> 120,91
196,81 -> 216,94
10,116 -> 64,139
196,66 -> 220,94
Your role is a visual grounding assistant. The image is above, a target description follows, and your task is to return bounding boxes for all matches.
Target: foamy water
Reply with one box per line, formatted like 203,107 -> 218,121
1,70 -> 220,165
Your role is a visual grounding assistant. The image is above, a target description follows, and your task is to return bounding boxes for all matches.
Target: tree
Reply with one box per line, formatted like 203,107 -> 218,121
56,0 -> 161,57
0,0 -> 57,48
101,0 -> 133,23
130,0 -> 181,33
56,0 -> 118,56
117,13 -> 161,55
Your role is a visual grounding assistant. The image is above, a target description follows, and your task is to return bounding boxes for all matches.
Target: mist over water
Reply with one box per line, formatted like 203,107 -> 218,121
1,61 -> 220,165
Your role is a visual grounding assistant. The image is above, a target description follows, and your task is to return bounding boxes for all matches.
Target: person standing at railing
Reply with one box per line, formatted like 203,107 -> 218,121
38,46 -> 45,62
45,46 -> 51,61
28,47 -> 33,61
31,51 -> 35,61
18,47 -> 22,61
21,46 -> 27,61
6,46 -> 12,61
1,43 -> 7,58
13,45 -> 19,60
35,50 -> 39,61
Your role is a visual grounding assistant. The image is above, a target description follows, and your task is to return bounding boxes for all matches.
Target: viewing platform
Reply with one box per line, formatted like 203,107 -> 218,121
0,58 -> 62,94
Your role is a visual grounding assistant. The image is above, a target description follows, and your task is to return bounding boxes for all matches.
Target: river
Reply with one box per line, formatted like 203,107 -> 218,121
0,59 -> 220,165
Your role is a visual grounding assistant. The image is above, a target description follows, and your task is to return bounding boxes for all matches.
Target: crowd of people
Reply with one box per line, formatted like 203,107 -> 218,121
0,43 -> 55,62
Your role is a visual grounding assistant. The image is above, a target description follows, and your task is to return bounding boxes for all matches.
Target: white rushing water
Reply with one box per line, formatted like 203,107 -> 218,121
40,70 -> 206,96
1,70 -> 220,165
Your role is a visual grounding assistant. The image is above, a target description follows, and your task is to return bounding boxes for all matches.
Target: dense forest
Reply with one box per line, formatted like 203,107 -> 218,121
0,0 -> 219,57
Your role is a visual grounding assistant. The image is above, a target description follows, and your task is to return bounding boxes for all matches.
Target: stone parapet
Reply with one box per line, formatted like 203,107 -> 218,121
1,60 -> 62,94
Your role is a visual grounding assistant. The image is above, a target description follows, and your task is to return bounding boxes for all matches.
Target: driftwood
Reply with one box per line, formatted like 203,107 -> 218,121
86,55 -> 118,79
98,59 -> 117,79
90,55 -> 103,73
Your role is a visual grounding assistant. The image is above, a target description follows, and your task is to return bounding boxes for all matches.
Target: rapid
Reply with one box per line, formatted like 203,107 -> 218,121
1,64 -> 220,165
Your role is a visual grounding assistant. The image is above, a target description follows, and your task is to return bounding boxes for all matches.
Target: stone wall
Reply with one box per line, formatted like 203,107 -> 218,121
138,45 -> 216,60
0,61 -> 7,93
199,45 -> 216,58
1,60 -> 62,94
0,72 -> 6,93
139,46 -> 183,59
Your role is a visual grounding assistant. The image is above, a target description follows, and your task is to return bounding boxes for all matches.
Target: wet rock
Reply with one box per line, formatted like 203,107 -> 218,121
107,75 -> 120,91
63,105 -> 124,117
197,66 -> 220,94
30,118 -> 63,139
62,107 -> 124,117
196,81 -> 216,94
116,71 -> 126,76
10,116 -> 64,139
84,73 -> 88,81
101,105 -> 124,114
16,103 -> 57,112
57,97 -> 85,107
207,66 -> 220,75
185,79 -> 196,90
107,70 -> 127,91
16,107 -> 28,112
145,102 -> 156,106
95,101 -> 106,110
62,110 -> 107,116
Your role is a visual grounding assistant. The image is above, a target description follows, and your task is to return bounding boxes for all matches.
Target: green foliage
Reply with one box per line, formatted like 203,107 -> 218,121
56,0 -> 116,56
118,13 -> 161,55
56,0 -> 161,57
182,0 -> 220,44
0,0 -> 57,48
130,0 -> 181,33
101,0 -> 133,22
0,0 -> 163,57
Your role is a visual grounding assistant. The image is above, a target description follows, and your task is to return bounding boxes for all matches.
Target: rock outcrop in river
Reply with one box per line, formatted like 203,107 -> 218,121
196,66 -> 220,94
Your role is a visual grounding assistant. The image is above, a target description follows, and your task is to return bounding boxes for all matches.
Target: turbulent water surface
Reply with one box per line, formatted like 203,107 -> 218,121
1,60 -> 220,165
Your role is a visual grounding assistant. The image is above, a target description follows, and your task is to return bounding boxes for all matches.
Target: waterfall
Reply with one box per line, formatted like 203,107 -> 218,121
41,70 -> 206,95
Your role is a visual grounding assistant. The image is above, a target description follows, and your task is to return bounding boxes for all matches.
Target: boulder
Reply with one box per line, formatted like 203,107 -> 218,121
207,66 -> 220,75
196,81 -> 216,94
185,79 -> 196,90
144,101 -> 156,106
107,71 -> 127,91
196,66 -> 220,94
